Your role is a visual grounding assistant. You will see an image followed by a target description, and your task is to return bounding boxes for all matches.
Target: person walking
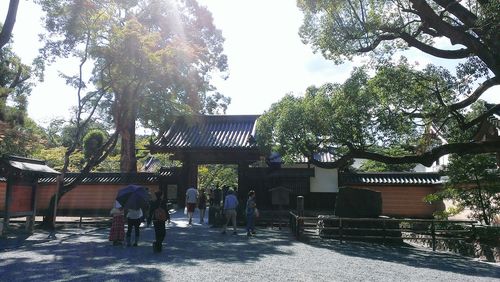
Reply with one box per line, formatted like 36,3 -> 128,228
185,186 -> 198,225
198,188 -> 207,224
109,201 -> 125,246
126,207 -> 143,247
246,190 -> 257,236
149,191 -> 169,252
222,189 -> 238,235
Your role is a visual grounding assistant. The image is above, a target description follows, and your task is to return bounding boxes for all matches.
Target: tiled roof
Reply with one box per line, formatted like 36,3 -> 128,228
487,115 -> 500,129
340,172 -> 442,185
312,152 -> 338,163
150,115 -> 259,151
293,152 -> 338,163
1,155 -> 60,176
37,172 -> 162,185
485,103 -> 500,129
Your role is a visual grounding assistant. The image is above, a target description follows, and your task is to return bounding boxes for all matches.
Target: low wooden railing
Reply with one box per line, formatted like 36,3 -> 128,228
289,212 -> 477,251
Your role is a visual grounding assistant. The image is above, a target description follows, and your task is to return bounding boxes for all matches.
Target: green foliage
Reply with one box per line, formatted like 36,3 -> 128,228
198,164 -> 237,190
0,45 -> 33,153
0,117 -> 45,156
297,0 -> 500,165
256,64 -> 449,166
426,154 -> 500,225
37,0 -> 230,171
37,0 -> 229,125
257,68 -> 371,164
32,146 -> 85,172
94,153 -> 121,172
359,160 -> 415,172
82,129 -> 106,159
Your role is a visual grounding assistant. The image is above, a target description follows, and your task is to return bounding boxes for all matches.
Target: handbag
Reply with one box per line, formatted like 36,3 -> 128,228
254,208 -> 260,218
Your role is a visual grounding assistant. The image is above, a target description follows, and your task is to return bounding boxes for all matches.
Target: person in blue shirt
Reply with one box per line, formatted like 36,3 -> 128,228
221,189 -> 238,235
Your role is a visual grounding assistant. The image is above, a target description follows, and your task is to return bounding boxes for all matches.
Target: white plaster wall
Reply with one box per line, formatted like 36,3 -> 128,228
310,167 -> 338,193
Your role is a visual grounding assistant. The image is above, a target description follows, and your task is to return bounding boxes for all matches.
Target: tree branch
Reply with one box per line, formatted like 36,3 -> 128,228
462,104 -> 500,130
409,0 -> 498,76
8,64 -> 29,89
433,0 -> 478,28
398,31 -> 470,58
450,76 -> 499,111
356,33 -> 399,52
310,140 -> 500,168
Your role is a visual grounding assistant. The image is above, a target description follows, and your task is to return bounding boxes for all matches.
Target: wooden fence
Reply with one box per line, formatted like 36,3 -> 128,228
289,212 -> 477,251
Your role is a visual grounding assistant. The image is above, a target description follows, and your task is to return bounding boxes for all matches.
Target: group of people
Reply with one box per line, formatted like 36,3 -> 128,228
221,189 -> 258,236
108,191 -> 170,253
186,185 -> 258,236
108,186 -> 259,253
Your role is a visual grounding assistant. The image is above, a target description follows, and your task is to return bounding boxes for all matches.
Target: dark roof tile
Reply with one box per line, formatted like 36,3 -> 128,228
151,115 -> 259,151
340,172 -> 442,185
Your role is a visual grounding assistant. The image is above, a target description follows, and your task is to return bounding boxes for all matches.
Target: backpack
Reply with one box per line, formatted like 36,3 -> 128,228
154,207 -> 167,222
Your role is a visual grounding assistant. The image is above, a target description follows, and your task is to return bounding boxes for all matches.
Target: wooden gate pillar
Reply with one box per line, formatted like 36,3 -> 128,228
179,158 -> 198,207
237,162 -> 250,200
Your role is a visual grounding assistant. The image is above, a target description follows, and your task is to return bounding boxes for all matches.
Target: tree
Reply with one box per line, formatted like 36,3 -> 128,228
32,147 -> 86,171
0,44 -> 32,146
37,0 -> 228,172
257,64 -> 457,168
198,164 -> 238,190
0,117 -> 45,156
297,0 -> 500,167
426,154 -> 500,225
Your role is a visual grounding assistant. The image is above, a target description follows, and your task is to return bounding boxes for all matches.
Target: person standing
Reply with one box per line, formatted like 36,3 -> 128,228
109,201 -> 125,246
126,207 -> 143,247
198,188 -> 207,224
185,186 -> 198,225
222,189 -> 239,235
149,191 -> 169,252
246,190 -> 257,236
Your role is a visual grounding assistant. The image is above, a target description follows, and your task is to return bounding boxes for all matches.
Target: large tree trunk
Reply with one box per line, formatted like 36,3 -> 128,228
0,0 -> 19,49
117,87 -> 138,173
119,116 -> 137,172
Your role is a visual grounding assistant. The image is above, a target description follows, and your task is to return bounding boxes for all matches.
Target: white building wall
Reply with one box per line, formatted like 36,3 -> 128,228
310,167 -> 339,193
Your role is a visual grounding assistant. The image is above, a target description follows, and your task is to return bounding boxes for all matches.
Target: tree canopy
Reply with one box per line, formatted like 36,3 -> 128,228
291,0 -> 500,167
37,0 -> 229,172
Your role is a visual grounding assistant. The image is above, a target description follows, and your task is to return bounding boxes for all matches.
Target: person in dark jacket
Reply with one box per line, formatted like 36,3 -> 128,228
149,191 -> 169,252
198,188 -> 207,224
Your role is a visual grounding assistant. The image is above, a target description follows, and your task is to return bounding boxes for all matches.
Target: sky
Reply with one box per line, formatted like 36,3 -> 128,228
1,0 -> 498,127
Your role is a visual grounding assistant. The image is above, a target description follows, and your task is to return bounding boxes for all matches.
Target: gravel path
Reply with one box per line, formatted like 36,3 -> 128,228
1,211 -> 499,282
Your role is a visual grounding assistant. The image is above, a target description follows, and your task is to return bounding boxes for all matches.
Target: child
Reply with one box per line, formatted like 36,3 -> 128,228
109,201 -> 125,246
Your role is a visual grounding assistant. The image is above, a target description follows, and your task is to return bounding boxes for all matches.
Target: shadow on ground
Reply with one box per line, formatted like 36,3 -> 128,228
304,237 -> 500,279
0,213 -> 296,281
2,210 -> 499,281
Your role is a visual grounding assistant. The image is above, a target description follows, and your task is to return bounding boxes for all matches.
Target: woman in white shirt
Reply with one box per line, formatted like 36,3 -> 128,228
126,208 -> 143,246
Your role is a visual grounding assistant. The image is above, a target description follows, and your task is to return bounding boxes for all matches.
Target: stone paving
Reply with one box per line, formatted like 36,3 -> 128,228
1,210 -> 499,281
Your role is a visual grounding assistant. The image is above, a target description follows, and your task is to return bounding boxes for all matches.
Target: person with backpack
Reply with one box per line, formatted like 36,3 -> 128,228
149,191 -> 169,252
